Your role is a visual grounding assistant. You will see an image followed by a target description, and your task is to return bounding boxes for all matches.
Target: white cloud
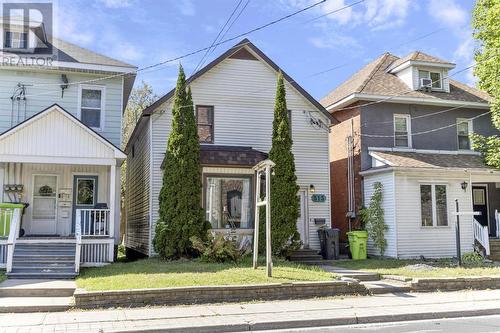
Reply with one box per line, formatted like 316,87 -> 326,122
428,0 -> 468,27
97,0 -> 133,8
309,34 -> 361,50
453,33 -> 477,85
177,0 -> 195,16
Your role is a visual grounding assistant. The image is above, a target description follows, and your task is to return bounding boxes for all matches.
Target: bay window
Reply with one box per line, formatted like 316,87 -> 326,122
205,175 -> 253,229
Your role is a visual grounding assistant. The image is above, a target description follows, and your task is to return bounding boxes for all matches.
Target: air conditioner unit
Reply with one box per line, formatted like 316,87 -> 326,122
420,78 -> 432,91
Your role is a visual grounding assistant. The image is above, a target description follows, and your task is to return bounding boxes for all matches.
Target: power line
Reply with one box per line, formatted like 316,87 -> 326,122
191,0 -> 244,76
359,111 -> 491,138
22,0 -> 325,89
304,0 -> 365,23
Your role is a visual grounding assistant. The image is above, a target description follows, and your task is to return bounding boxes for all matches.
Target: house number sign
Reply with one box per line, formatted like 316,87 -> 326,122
311,194 -> 326,203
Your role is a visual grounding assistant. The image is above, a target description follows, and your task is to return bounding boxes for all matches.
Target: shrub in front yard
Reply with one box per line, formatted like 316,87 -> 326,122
190,233 -> 250,263
154,65 -> 208,259
462,252 -> 484,267
259,71 -> 301,257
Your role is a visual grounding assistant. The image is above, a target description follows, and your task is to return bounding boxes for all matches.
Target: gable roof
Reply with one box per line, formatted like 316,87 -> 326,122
321,52 -> 491,111
125,38 -> 335,152
388,51 -> 455,71
0,104 -> 126,160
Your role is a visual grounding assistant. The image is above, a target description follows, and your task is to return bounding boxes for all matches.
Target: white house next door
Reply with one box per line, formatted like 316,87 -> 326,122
296,190 -> 309,248
30,175 -> 58,235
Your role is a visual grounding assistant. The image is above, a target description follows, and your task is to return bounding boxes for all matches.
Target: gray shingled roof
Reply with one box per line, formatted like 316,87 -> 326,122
371,151 -> 492,171
1,37 -> 135,68
321,52 -> 491,109
388,51 -> 454,71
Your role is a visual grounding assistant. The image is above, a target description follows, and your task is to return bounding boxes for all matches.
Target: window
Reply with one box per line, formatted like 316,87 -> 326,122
205,176 -> 253,229
394,114 -> 411,147
419,70 -> 442,89
79,86 -> 105,129
420,184 -> 448,227
4,31 -> 27,49
457,118 -> 473,150
196,106 -> 214,143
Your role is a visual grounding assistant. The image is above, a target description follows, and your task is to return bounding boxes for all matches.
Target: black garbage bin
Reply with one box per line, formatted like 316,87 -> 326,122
326,228 -> 340,260
317,228 -> 340,260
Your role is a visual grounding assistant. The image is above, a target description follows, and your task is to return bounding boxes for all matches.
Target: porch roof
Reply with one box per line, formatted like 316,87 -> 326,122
369,151 -> 495,172
0,104 -> 126,165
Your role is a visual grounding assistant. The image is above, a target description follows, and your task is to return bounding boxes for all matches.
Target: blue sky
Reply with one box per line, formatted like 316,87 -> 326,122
56,0 -> 477,100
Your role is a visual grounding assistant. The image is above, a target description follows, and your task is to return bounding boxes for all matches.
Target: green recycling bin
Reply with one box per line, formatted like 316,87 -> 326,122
0,203 -> 25,237
347,230 -> 368,260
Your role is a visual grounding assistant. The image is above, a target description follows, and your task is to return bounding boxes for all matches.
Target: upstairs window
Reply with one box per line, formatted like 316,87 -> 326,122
457,118 -> 473,150
79,85 -> 105,130
4,31 -> 27,49
420,184 -> 448,227
419,70 -> 442,89
196,105 -> 214,143
394,114 -> 411,148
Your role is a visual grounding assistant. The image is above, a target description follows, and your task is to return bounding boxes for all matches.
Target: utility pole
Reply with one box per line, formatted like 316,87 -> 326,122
455,199 -> 462,266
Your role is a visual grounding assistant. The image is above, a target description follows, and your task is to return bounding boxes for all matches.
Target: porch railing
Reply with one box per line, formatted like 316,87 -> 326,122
75,214 -> 82,273
76,209 -> 110,237
473,218 -> 490,256
5,208 -> 21,272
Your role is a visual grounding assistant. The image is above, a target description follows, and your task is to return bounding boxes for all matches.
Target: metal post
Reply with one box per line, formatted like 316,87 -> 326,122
253,171 -> 261,269
455,199 -> 462,266
265,164 -> 272,277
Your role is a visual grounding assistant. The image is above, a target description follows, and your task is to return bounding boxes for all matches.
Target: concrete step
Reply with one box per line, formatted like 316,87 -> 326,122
13,253 -> 75,259
0,279 -> 76,297
7,272 -> 77,279
0,296 -> 73,313
361,280 -> 412,294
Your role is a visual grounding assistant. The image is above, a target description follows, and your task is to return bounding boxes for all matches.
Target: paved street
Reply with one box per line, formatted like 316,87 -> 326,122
261,315 -> 500,332
2,289 -> 500,332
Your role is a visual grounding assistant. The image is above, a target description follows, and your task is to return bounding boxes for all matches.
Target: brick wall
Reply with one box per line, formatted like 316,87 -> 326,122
329,105 -> 362,242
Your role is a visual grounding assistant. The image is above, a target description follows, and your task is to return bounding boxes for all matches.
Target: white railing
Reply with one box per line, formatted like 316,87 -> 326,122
76,209 -> 110,237
6,208 -> 21,273
75,213 -> 82,273
496,210 -> 499,239
473,218 -> 490,256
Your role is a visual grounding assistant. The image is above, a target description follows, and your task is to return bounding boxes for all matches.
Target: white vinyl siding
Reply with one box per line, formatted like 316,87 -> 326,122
0,69 -> 123,147
147,56 -> 330,251
394,170 -> 473,258
125,119 -> 151,256
363,171 -> 397,257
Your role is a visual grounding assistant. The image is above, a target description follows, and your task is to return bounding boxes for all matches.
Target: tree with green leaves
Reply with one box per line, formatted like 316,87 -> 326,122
259,71 -> 301,257
359,182 -> 387,256
470,0 -> 500,169
154,65 -> 208,259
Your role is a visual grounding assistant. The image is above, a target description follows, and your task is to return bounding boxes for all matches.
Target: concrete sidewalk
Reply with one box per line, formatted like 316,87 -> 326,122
2,289 -> 500,332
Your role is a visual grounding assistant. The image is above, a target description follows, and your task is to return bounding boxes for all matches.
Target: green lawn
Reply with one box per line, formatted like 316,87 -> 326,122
77,257 -> 336,291
0,271 -> 5,284
335,259 -> 500,278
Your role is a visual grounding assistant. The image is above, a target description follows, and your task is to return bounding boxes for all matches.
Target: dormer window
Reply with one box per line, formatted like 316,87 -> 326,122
4,31 -> 27,49
419,70 -> 442,89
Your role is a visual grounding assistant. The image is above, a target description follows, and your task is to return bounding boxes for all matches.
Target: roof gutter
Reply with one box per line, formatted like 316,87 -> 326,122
360,166 -> 500,176
326,93 -> 490,112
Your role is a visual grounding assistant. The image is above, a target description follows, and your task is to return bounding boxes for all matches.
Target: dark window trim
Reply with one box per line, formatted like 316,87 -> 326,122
202,172 -> 255,229
196,105 -> 214,144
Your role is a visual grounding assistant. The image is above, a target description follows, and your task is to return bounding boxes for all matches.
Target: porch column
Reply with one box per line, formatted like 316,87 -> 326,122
109,163 -> 116,261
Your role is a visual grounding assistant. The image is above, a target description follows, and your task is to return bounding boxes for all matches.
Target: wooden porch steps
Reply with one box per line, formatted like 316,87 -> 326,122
489,239 -> 500,261
7,243 -> 78,279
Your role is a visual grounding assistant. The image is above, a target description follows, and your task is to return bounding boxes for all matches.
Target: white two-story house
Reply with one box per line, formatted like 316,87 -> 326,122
0,17 -> 136,278
125,39 -> 334,258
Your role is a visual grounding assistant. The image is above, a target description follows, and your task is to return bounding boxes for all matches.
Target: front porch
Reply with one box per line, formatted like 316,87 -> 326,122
0,105 -> 125,278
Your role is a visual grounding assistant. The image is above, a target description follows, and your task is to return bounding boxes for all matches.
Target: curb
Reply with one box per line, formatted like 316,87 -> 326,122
107,307 -> 500,332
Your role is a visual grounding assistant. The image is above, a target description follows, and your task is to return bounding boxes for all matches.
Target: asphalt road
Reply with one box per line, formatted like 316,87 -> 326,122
257,314 -> 500,333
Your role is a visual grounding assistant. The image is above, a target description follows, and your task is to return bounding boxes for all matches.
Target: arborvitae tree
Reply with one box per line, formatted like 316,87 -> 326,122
154,65 -> 208,259
259,71 -> 301,256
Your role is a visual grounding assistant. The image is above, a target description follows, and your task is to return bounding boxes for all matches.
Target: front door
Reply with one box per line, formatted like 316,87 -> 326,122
296,190 -> 309,248
72,175 -> 98,233
472,185 -> 489,228
30,175 -> 58,235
